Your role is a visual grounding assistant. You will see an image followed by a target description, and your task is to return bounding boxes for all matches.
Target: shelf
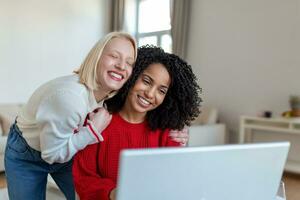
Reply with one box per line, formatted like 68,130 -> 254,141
241,116 -> 300,124
240,116 -> 300,174
243,124 -> 300,135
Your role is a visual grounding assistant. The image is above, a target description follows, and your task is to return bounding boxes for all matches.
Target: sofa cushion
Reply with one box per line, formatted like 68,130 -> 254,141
192,107 -> 218,125
0,137 -> 7,153
0,104 -> 23,135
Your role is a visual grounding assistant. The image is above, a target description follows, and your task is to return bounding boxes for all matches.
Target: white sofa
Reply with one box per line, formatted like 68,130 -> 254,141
0,104 -> 23,172
188,107 -> 226,147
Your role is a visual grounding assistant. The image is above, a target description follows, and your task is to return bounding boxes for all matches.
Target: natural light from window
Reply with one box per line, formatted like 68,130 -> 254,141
138,0 -> 171,33
136,0 -> 172,52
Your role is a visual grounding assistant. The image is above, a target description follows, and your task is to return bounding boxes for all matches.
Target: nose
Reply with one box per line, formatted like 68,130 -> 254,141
115,59 -> 126,70
145,87 -> 155,99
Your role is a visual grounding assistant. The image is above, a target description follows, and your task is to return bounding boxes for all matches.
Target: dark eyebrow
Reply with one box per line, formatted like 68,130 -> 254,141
160,85 -> 169,90
142,74 -> 153,82
142,74 -> 169,89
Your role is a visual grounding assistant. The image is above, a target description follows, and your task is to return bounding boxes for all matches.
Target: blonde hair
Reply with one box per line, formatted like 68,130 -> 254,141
76,32 -> 137,91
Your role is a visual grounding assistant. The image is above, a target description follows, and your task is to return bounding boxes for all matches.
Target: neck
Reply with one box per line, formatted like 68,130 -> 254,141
119,105 -> 146,124
93,89 -> 110,103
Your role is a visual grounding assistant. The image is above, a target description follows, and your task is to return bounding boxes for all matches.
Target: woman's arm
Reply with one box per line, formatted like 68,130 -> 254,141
36,90 -> 110,164
73,144 -> 116,200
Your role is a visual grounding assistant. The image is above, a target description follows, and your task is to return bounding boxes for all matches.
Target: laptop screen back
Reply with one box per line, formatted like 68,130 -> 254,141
116,142 -> 289,200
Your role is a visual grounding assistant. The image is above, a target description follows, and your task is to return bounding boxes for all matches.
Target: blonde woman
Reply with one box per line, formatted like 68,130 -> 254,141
5,32 -> 137,200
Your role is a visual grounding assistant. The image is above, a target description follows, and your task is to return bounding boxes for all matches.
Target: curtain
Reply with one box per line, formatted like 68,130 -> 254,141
110,0 -> 125,31
171,0 -> 191,59
110,0 -> 137,36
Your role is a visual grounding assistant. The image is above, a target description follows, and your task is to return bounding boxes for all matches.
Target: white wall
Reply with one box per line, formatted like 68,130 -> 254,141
0,0 -> 111,103
186,0 -> 300,142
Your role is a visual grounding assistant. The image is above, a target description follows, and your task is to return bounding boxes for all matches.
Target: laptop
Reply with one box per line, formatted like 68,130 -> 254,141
116,142 -> 289,200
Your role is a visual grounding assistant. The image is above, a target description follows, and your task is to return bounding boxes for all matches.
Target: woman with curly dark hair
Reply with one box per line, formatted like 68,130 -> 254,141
72,46 -> 202,200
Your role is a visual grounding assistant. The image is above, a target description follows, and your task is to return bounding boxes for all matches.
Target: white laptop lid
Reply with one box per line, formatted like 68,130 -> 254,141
116,142 -> 289,200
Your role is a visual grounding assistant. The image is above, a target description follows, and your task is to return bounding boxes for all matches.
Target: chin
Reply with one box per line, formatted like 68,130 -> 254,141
135,105 -> 153,114
107,83 -> 124,91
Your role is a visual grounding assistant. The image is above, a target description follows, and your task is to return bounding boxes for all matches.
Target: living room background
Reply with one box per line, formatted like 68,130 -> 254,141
1,0 -> 300,143
0,0 -> 111,103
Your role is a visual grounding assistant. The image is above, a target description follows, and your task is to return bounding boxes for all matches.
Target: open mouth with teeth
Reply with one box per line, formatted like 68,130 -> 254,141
108,71 -> 124,81
137,95 -> 152,108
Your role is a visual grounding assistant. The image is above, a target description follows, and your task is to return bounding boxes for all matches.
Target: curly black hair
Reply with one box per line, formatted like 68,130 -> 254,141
105,45 -> 202,130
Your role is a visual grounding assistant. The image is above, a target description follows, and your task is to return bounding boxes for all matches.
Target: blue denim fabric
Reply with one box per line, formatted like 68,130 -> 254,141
4,122 -> 75,200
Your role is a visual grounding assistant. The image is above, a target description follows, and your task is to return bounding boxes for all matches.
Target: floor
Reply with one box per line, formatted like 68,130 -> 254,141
282,172 -> 300,200
1,172 -> 300,199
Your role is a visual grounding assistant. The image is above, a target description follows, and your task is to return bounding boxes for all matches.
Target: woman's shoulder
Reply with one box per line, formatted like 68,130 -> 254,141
36,74 -> 88,99
49,74 -> 86,92
26,74 -> 89,111
156,129 -> 170,138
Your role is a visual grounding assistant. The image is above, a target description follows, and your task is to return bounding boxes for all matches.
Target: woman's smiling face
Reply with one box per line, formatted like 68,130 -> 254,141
125,63 -> 171,117
97,37 -> 135,93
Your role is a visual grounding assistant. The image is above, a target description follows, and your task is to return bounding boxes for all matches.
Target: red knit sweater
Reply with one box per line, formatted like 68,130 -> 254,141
73,113 -> 180,200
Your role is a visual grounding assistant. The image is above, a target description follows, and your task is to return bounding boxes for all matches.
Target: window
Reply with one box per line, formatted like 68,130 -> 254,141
135,0 -> 172,52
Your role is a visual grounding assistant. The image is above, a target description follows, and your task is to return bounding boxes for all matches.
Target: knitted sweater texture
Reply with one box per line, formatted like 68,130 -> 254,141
17,74 -> 103,164
73,113 -> 180,200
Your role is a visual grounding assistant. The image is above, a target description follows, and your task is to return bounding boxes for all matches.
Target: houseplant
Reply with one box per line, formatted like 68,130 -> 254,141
290,95 -> 300,117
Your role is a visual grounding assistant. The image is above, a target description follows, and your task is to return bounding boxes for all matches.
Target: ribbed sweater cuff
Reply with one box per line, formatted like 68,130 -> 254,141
86,119 -> 104,143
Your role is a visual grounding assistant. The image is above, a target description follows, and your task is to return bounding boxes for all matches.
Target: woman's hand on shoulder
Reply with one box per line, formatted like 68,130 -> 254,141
169,127 -> 189,146
89,107 -> 112,133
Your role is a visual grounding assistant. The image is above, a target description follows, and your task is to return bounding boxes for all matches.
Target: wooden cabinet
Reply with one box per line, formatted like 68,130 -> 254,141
239,116 -> 300,174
